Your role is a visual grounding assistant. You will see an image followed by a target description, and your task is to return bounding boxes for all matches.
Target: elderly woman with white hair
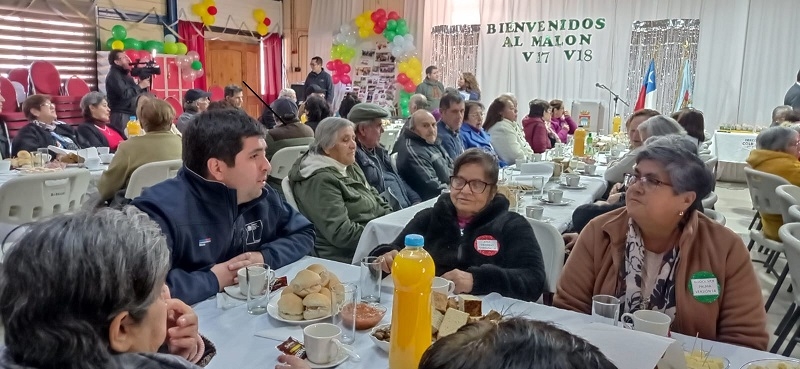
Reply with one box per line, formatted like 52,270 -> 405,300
636,115 -> 685,142
557,139 -> 768,350
746,126 -> 800,241
288,117 -> 393,263
76,91 -> 127,150
0,207 -> 215,369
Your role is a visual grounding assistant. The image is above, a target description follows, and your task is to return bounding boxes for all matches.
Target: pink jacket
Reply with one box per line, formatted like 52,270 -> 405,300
522,116 -> 551,153
550,115 -> 577,143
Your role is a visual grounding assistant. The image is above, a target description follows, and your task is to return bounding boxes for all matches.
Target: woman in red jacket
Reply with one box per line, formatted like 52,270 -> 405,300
522,99 -> 556,153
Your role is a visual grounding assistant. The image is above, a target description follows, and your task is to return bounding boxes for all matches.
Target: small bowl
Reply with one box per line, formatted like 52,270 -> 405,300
369,323 -> 390,353
341,302 -> 387,331
740,358 -> 800,369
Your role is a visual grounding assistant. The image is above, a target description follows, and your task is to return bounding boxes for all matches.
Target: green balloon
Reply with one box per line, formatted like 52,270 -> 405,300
144,40 -> 164,54
383,30 -> 396,41
401,107 -> 410,117
111,25 -> 127,40
163,42 -> 178,54
175,42 -> 188,55
399,100 -> 409,109
105,38 -> 115,50
386,19 -> 397,31
398,19 -> 407,28
191,60 -> 202,71
395,24 -> 407,35
122,38 -> 140,50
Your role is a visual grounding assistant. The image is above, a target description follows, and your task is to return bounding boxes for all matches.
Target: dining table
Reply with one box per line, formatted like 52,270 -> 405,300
194,256 -> 793,369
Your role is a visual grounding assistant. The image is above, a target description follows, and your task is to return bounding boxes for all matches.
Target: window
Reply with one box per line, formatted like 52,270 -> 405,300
0,4 -> 97,89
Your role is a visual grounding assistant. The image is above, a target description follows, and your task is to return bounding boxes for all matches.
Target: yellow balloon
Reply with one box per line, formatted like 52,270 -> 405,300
253,9 -> 266,20
358,28 -> 371,38
365,20 -> 375,29
111,40 -> 124,50
257,23 -> 268,36
191,4 -> 205,16
412,76 -> 423,85
203,0 -> 215,5
202,14 -> 215,25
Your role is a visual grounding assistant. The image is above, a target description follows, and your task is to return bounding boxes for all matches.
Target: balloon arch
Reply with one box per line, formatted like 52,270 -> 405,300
328,8 -> 423,117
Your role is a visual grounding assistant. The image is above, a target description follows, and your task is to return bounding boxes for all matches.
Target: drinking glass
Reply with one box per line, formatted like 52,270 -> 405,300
36,148 -> 49,167
532,175 -> 547,199
331,283 -> 358,344
241,263 -> 275,315
360,256 -> 382,303
591,294 -> 620,326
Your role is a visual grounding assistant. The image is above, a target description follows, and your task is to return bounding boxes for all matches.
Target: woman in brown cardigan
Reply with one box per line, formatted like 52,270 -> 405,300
554,137 -> 768,350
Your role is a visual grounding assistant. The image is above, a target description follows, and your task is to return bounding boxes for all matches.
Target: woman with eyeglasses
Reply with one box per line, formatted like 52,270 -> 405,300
369,149 -> 545,301
12,94 -> 80,158
555,140 -> 768,350
459,101 -> 507,167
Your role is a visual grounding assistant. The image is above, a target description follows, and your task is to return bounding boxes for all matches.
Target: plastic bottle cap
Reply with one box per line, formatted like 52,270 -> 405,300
404,234 -> 424,247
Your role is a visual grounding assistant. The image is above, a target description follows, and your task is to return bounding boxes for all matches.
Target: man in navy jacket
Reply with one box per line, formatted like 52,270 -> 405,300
436,93 -> 466,161
132,108 -> 315,305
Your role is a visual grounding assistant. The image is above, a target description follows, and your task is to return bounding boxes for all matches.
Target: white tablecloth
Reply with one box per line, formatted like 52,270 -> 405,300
351,173 -> 607,265
0,165 -> 107,196
710,131 -> 757,183
194,257 -> 790,369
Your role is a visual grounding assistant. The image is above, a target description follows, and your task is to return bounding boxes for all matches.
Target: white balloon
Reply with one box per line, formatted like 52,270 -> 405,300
404,42 -> 415,52
164,34 -> 176,43
405,34 -> 414,44
393,35 -> 404,45
392,46 -> 403,57
340,24 -> 352,34
344,36 -> 356,47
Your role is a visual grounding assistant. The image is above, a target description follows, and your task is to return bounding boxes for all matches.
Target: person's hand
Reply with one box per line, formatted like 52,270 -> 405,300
210,252 -> 264,290
276,354 -> 311,369
564,110 -> 570,117
561,123 -> 570,131
165,298 -> 200,361
562,233 -> 579,252
441,269 -> 474,294
606,192 -> 622,204
609,182 -> 624,196
138,77 -> 151,89
378,250 -> 399,274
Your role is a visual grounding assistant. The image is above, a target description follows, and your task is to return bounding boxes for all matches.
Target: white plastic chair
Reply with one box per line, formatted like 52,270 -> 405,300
390,152 -> 398,173
773,223 -> 800,355
380,129 -> 400,153
281,177 -> 299,211
702,192 -> 718,210
270,146 -> 308,180
0,169 -> 91,224
703,155 -> 718,174
525,217 -> 564,304
10,81 -> 25,108
703,209 -> 726,226
124,159 -> 182,200
777,185 -> 800,220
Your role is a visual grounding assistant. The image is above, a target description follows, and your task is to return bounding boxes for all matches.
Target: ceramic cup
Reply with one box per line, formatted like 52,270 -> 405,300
303,323 -> 351,364
564,174 -> 581,187
525,205 -> 544,220
84,156 -> 101,170
97,147 -> 110,155
100,154 -> 114,164
531,153 -> 543,162
621,310 -> 672,336
547,189 -> 564,203
432,276 -> 455,295
584,164 -> 597,176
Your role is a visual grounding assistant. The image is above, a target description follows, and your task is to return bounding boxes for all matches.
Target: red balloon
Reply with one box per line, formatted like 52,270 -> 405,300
376,19 -> 387,29
332,75 -> 341,84
373,25 -> 383,34
333,59 -> 343,68
207,6 -> 217,15
388,11 -> 400,20
263,18 -> 271,26
326,60 -> 335,70
370,11 -> 381,22
396,72 -> 409,84
341,75 -> 352,84
340,64 -> 351,73
375,9 -> 387,19
404,81 -> 415,93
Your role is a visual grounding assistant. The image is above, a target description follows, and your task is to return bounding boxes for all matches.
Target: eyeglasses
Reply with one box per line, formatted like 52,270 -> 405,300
625,173 -> 672,191
450,176 -> 494,194
40,102 -> 54,108
468,112 -> 484,118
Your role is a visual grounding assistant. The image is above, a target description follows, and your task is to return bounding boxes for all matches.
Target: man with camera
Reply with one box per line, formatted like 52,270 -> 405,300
105,50 -> 151,132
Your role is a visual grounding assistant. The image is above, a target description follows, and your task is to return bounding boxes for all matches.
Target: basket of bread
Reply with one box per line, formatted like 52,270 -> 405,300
370,292 -> 502,353
272,264 -> 341,323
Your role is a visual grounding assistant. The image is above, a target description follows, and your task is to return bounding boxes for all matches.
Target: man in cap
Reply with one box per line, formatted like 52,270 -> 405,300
265,97 -> 315,193
349,103 -> 420,210
176,89 -> 211,133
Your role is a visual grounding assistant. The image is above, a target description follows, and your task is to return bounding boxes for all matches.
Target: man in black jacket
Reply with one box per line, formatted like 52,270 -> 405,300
304,57 -> 333,105
105,50 -> 149,132
785,68 -> 800,111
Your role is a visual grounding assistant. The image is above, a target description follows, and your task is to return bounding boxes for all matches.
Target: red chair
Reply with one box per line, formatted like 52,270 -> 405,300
2,114 -> 29,139
165,96 -> 183,117
209,85 -> 224,101
7,68 -> 28,93
0,77 -> 17,113
64,76 -> 90,97
29,61 -> 61,96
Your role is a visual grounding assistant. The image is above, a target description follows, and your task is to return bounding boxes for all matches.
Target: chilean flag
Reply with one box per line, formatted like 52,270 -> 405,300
674,59 -> 693,111
634,59 -> 657,111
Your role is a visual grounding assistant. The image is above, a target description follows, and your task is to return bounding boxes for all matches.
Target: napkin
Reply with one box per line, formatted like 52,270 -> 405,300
517,162 -> 554,175
255,325 -> 304,341
570,323 -> 675,369
215,292 -> 244,310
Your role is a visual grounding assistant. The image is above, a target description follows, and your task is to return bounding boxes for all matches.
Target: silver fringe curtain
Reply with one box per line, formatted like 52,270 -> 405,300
430,25 -> 480,90
625,19 -> 700,116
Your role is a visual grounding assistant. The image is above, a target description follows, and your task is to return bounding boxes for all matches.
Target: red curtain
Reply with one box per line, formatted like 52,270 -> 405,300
262,34 -> 282,103
178,21 -> 207,90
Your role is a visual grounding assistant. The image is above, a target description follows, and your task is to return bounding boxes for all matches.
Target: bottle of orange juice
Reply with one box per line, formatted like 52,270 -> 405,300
126,115 -> 141,137
389,234 -> 435,369
573,127 -> 586,157
612,115 -> 622,133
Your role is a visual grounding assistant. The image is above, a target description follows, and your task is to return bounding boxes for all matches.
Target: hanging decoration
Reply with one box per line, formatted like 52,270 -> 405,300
104,24 -> 188,55
191,0 -> 217,26
330,9 -> 421,117
252,9 -> 272,36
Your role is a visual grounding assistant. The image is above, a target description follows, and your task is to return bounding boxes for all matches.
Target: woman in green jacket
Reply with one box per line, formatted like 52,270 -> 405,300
288,117 -> 393,263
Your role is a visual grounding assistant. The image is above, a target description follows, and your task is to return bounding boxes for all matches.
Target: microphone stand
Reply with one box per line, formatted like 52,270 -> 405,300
596,83 -> 629,118
242,80 -> 288,125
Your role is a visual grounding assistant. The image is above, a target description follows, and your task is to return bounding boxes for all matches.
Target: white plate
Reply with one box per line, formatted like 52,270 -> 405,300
266,293 -> 332,325
223,285 -> 247,300
306,351 -> 348,368
538,197 -> 574,206
579,171 -> 602,177
559,183 -> 587,190
530,217 -> 555,223
369,324 -> 390,353
740,358 -> 800,369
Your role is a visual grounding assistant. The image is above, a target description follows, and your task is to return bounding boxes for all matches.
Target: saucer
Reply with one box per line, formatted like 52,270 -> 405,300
579,171 -> 601,177
306,351 -> 348,368
528,217 -> 555,223
223,286 -> 247,300
559,183 -> 587,190
538,197 -> 574,206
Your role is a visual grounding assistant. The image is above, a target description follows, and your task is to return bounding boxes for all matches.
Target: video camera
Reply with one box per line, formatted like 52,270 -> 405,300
131,59 -> 161,81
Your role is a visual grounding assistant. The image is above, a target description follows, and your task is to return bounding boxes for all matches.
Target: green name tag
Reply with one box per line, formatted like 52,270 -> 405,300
688,270 -> 720,303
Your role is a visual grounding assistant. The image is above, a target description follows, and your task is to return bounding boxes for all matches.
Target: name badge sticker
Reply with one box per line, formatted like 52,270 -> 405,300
688,271 -> 720,303
474,235 -> 500,257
